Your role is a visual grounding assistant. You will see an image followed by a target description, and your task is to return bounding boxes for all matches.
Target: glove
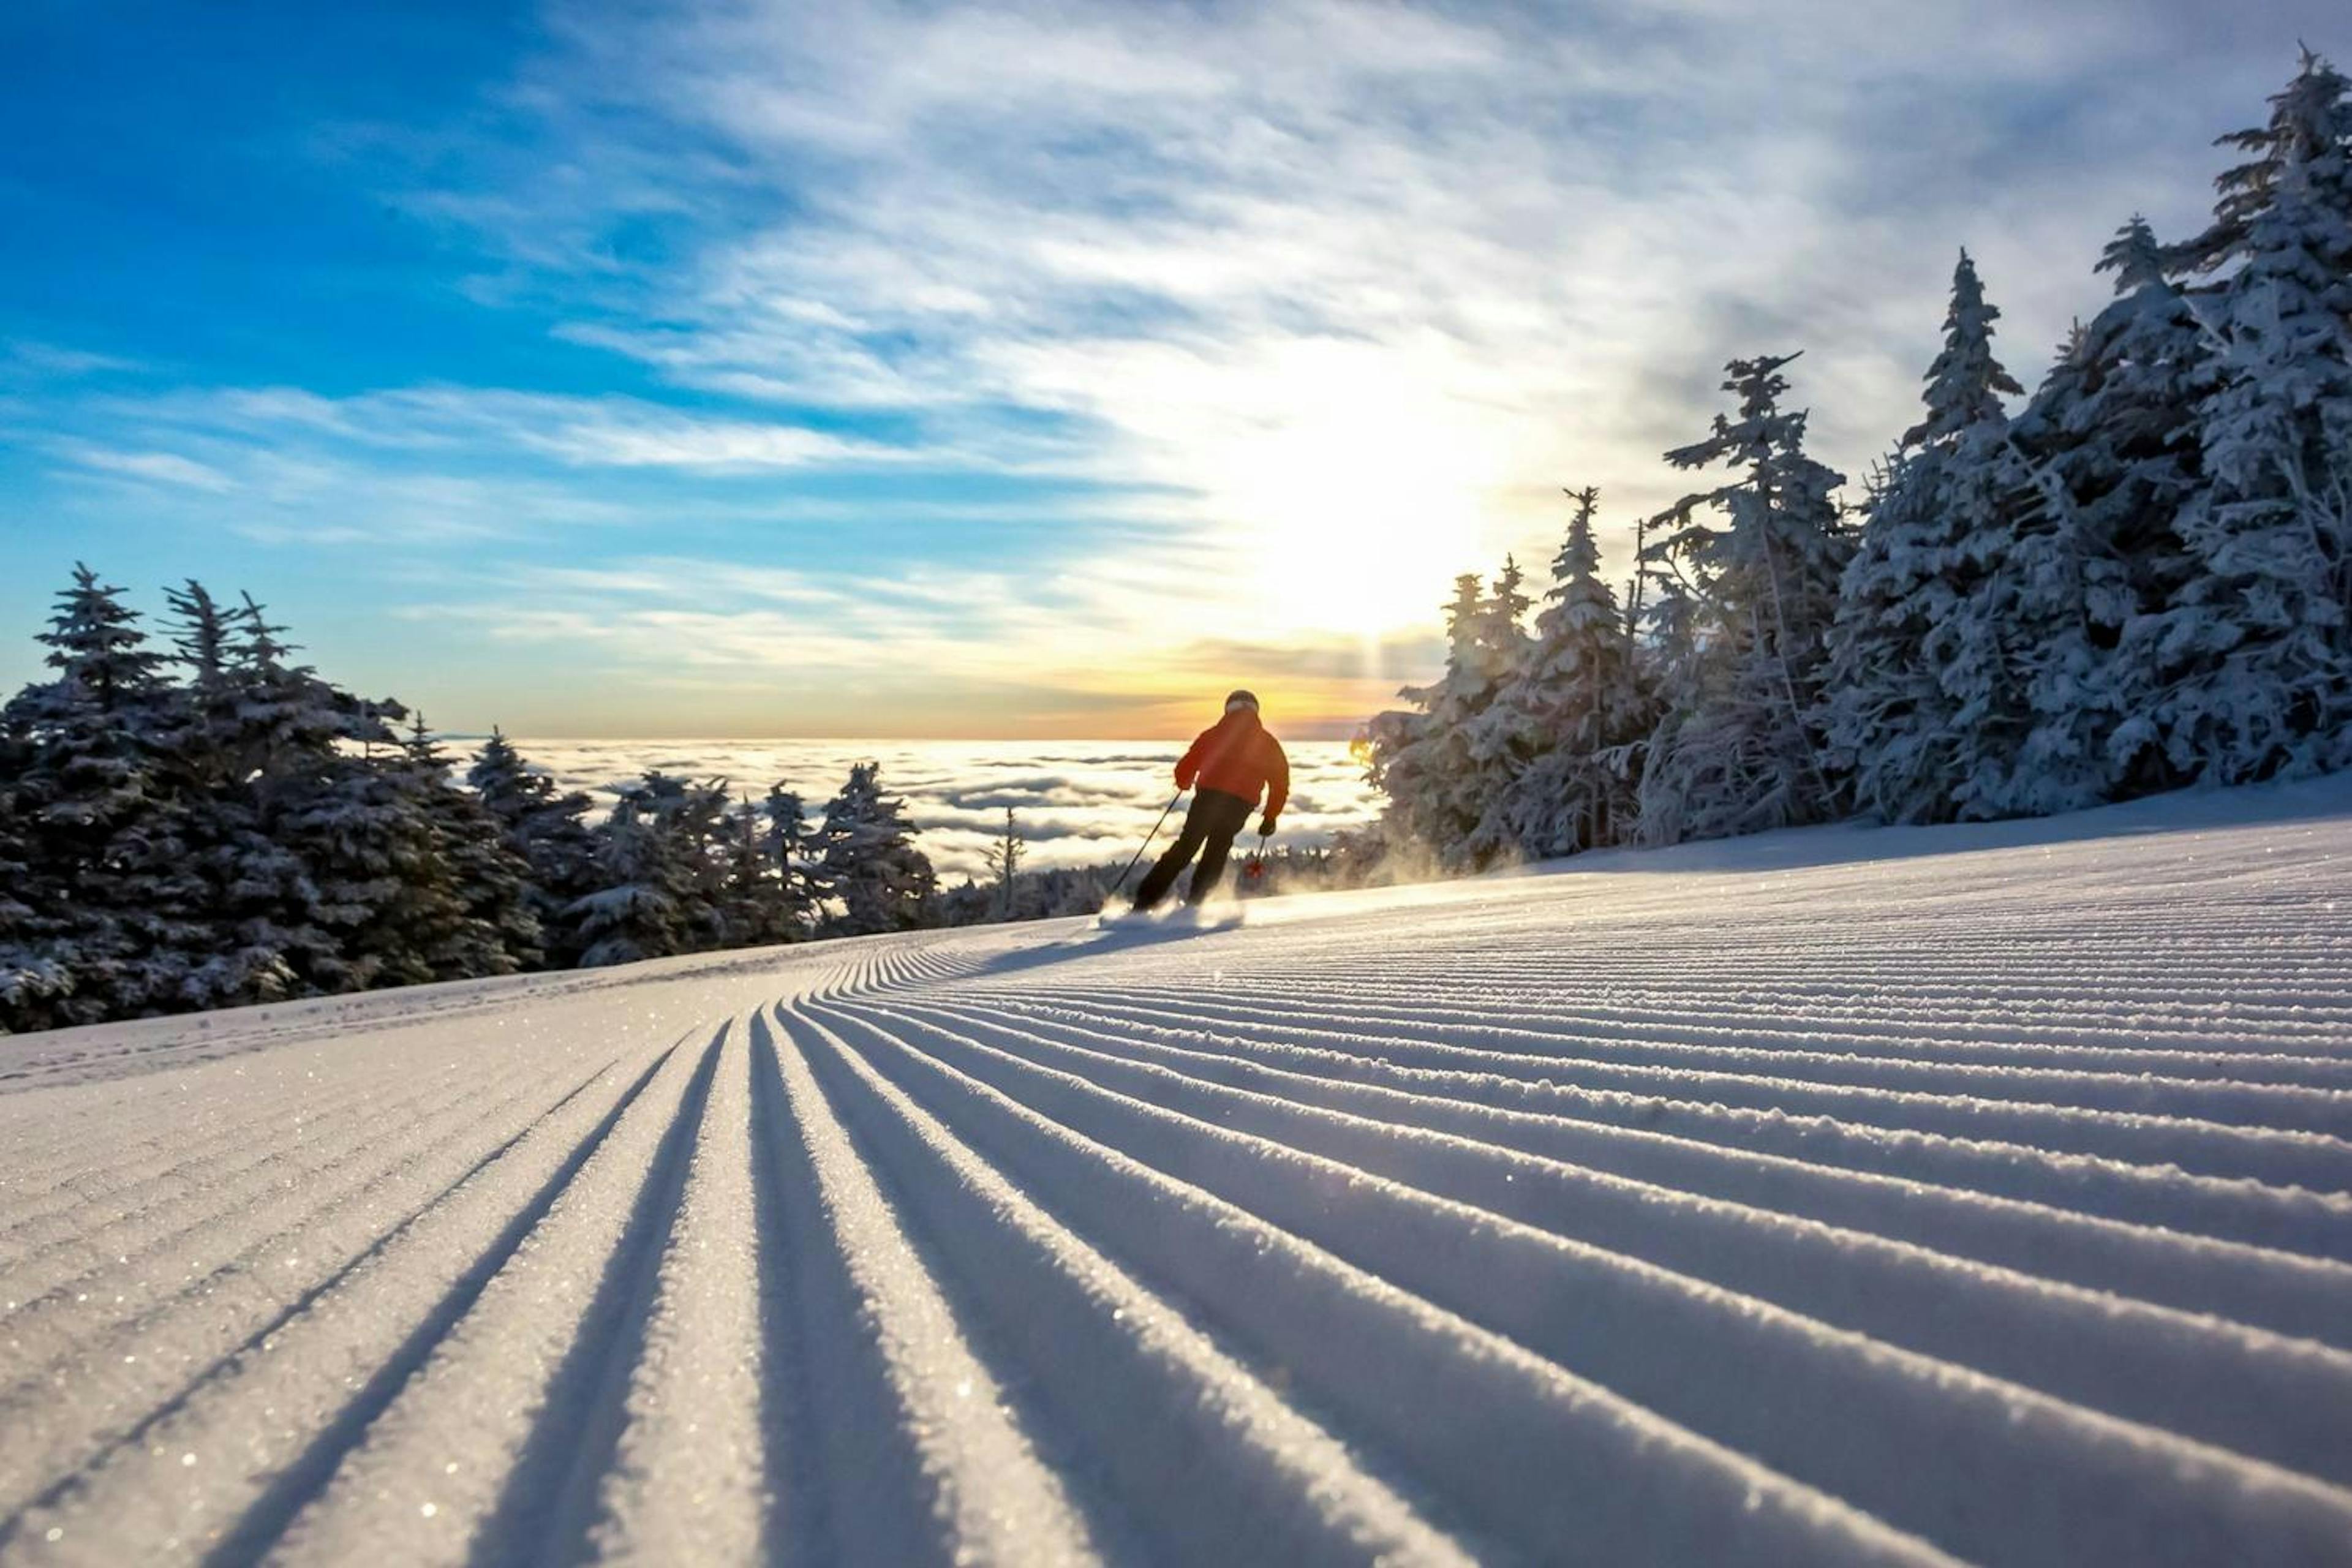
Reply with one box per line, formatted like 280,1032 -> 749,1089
1257,815 -> 1277,837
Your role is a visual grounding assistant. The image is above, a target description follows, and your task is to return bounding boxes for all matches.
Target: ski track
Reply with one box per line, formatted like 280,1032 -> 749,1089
3,785 -> 2351,1564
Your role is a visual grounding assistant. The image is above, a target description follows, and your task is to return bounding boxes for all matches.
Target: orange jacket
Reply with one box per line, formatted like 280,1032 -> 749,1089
1177,709 -> 1289,821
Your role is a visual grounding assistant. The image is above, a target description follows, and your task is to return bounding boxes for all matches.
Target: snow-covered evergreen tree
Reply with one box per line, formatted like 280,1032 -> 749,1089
1913,243 -> 2120,818
2168,48 -> 2352,279
1639,354 -> 1853,843
164,580 -> 233,722
155,581 -> 306,1009
0,723 -> 70,1026
667,775 -> 737,948
1366,564 -> 1550,869
1455,558 -> 1542,864
0,566 -> 211,1025
813,761 -> 936,935
2151,50 -> 2352,781
2008,217 -> 2211,795
571,786 -> 688,968
392,715 -> 540,979
718,796 -> 780,947
35,564 -> 167,709
1935,436 -> 2110,820
219,595 -> 410,996
1364,574 -> 1484,858
762,784 -> 817,938
1629,522 -> 1702,753
570,772 -> 731,966
1825,251 -> 2094,822
1491,488 -> 1648,856
464,729 -> 529,819
715,783 -> 820,948
1903,249 -> 2026,447
469,728 -> 602,967
1823,448 -> 1960,821
279,722 -> 432,992
1480,557 -> 1535,669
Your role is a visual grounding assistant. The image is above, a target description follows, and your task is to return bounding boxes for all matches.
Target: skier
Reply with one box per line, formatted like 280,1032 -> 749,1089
1130,689 -> 1290,911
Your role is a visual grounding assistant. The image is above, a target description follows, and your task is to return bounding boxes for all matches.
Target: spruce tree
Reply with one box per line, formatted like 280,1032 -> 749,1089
2153,50 -> 2352,781
571,782 -> 691,967
0,724 -> 70,1028
394,715 -> 540,979
37,564 -> 167,708
1826,256 -> 1985,826
718,795 -> 782,947
212,606 -> 537,997
223,595 -> 432,995
1630,527 -> 1703,760
1639,353 -> 1853,843
160,581 -> 300,1009
1903,249 -> 2026,447
469,728 -> 601,967
1917,246 -> 2113,820
1366,575 -> 1494,864
569,772 -> 731,965
1457,558 -> 1541,864
1826,251 -> 2092,822
1492,488 -> 1647,856
672,775 -> 737,947
2010,217 -> 2210,794
717,785 -> 820,948
1823,448 -> 1961,821
813,761 -> 937,935
163,579 -> 238,778
0,566 -> 209,1024
1937,436 -> 2108,820
2168,48 -> 2352,279
761,784 -> 816,939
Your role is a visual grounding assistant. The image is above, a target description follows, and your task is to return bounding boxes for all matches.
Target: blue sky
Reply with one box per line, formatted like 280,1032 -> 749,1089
2,1 -> 2342,738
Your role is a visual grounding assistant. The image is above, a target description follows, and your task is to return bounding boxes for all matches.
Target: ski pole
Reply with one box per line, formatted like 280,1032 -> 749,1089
1240,832 -> 1271,893
1115,790 -> 1184,897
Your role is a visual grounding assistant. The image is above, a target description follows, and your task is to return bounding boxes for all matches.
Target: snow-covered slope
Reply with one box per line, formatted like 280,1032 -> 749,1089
4,781 -> 2351,1566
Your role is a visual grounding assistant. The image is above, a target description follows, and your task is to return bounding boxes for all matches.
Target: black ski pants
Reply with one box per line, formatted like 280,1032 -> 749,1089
1133,788 -> 1254,910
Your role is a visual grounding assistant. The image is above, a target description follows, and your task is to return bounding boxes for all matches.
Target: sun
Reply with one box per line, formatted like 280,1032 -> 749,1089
1215,358 -> 1512,641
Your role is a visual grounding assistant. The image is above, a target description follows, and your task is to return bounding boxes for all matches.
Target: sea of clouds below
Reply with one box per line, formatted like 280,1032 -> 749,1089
509,738 -> 1382,883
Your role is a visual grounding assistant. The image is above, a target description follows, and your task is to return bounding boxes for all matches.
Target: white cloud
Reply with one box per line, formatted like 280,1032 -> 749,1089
5,341 -> 142,379
480,0 -> 2340,626
119,384 -> 908,472
49,441 -> 236,494
405,554 -> 1147,684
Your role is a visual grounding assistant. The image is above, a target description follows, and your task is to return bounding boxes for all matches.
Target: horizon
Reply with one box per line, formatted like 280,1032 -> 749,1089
489,734 -> 1382,883
491,726 -> 1369,743
6,2 -> 2345,736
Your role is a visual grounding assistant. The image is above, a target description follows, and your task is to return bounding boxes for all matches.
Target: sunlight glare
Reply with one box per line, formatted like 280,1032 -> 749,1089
1210,343 -> 1511,642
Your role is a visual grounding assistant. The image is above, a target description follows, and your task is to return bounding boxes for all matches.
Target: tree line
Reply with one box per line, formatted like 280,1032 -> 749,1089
1368,51 -> 2352,864
0,578 -> 950,1031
